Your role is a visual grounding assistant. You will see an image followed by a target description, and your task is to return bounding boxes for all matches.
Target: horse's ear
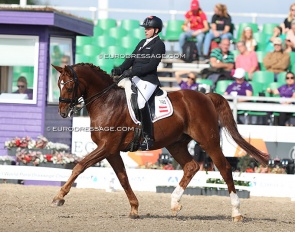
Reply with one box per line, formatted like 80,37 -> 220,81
51,64 -> 63,73
63,65 -> 72,76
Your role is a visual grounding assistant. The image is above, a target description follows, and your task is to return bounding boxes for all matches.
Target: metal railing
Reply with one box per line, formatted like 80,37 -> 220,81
224,95 -> 295,122
0,4 -> 286,24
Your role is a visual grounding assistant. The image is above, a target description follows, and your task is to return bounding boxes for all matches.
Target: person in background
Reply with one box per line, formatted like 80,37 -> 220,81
265,26 -> 286,52
13,76 -> 33,100
203,3 -> 233,59
179,0 -> 209,59
235,41 -> 259,80
240,27 -> 257,52
209,38 -> 234,80
175,70 -> 198,90
266,71 -> 295,126
281,3 -> 295,34
224,68 -> 253,102
60,55 -> 71,67
285,19 -> 295,52
263,37 -> 290,81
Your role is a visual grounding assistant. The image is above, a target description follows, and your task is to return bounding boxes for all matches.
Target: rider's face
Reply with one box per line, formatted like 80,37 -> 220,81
145,27 -> 158,38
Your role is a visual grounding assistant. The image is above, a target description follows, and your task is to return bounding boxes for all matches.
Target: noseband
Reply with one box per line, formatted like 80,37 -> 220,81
59,65 -> 116,115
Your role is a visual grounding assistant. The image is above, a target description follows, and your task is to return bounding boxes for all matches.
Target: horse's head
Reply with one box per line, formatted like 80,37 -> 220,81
52,64 -> 82,118
52,63 -> 117,118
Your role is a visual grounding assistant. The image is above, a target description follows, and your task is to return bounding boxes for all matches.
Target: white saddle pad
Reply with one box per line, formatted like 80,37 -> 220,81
118,78 -> 173,125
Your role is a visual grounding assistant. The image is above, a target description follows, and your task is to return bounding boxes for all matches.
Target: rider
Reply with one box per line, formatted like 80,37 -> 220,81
111,16 -> 166,150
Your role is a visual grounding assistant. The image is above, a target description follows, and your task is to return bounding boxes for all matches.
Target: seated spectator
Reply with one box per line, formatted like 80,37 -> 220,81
13,76 -> 33,100
240,27 -> 257,52
235,41 -> 259,80
224,68 -> 253,102
203,3 -> 233,59
285,19 -> 295,52
263,37 -> 290,81
266,71 -> 295,126
281,3 -> 295,34
206,38 -> 234,88
179,0 -> 209,59
265,26 -> 286,52
175,70 -> 198,90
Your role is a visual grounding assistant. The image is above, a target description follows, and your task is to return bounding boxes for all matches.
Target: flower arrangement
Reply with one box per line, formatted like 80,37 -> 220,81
5,135 -> 69,151
15,148 -> 81,166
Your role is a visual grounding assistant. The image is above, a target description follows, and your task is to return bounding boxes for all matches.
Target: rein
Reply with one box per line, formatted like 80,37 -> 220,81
59,65 -> 116,115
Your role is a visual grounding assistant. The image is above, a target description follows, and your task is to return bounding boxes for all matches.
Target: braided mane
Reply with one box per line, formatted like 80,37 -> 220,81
73,62 -> 114,82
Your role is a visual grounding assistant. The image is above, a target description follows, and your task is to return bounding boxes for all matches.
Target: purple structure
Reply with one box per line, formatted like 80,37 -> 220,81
0,9 -> 93,155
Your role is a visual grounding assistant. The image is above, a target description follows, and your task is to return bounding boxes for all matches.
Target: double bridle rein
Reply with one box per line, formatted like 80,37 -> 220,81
59,65 -> 116,116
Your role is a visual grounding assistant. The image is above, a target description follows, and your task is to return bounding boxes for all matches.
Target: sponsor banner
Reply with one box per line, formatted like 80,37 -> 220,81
72,118 -> 295,158
1,166 -> 295,198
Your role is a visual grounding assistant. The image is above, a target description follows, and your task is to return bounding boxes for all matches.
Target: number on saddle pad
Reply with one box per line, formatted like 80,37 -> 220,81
182,41 -> 198,63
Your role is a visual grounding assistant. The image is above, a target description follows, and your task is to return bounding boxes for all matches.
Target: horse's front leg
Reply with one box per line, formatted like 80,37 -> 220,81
106,154 -> 139,219
52,144 -> 107,206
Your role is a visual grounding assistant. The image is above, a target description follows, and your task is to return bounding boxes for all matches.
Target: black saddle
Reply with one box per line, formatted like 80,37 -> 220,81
130,83 -> 164,121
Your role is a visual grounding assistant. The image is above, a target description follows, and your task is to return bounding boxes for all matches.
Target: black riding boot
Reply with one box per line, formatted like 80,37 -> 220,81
138,103 -> 154,150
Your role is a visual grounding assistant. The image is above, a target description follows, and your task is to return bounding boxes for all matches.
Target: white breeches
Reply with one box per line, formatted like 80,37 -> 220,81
131,76 -> 157,109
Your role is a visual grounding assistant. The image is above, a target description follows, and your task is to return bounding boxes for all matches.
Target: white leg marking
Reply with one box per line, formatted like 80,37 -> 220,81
171,185 -> 184,209
230,191 -> 242,217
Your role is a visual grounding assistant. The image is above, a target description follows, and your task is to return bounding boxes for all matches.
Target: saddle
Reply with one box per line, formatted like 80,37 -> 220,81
117,78 -> 173,125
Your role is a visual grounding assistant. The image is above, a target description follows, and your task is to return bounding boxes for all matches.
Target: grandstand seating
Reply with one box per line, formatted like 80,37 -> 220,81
252,71 -> 275,89
250,81 -> 264,96
93,35 -> 117,48
214,80 -> 234,95
119,19 -> 140,31
277,72 -> 287,83
105,27 -> 128,40
95,18 -> 117,31
162,19 -> 185,41
82,44 -> 102,57
75,54 -> 90,63
262,23 -> 279,35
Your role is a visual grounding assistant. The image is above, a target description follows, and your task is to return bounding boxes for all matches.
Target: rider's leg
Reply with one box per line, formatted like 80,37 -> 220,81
131,76 -> 157,150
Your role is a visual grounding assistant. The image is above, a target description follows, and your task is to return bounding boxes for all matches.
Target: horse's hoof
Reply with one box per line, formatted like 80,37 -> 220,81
232,215 -> 243,222
129,214 -> 140,219
52,199 -> 65,206
171,204 -> 182,216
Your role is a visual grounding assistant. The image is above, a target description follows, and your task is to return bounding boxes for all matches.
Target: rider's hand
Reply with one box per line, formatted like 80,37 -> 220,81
111,67 -> 122,76
121,69 -> 132,78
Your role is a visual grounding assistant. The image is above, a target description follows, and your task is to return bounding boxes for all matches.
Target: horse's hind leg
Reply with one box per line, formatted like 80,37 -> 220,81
106,154 -> 139,219
203,143 -> 243,222
166,140 -> 200,216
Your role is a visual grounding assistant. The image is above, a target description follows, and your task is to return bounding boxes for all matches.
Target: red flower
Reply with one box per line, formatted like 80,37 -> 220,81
46,154 -> 52,162
24,155 -> 32,163
15,139 -> 21,146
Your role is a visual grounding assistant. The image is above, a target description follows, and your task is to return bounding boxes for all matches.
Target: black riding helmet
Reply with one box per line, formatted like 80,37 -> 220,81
140,16 -> 163,33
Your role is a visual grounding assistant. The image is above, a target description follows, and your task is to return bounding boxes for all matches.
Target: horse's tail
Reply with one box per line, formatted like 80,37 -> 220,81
207,92 -> 270,165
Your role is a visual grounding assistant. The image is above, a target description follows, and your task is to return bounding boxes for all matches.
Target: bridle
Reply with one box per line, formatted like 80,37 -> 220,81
59,65 -> 116,116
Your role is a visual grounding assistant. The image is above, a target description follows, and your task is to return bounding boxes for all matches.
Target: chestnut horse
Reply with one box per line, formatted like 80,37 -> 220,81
52,63 -> 269,222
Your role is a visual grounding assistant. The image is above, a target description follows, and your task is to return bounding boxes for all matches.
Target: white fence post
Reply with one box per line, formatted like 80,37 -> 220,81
97,0 -> 109,19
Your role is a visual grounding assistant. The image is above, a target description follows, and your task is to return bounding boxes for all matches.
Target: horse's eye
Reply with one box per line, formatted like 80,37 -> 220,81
67,88 -> 73,93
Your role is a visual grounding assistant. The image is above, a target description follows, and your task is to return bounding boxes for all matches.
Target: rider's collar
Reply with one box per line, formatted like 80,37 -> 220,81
143,35 -> 158,47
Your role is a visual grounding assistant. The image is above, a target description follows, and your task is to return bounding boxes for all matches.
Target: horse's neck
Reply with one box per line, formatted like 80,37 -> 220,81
85,87 -> 127,118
